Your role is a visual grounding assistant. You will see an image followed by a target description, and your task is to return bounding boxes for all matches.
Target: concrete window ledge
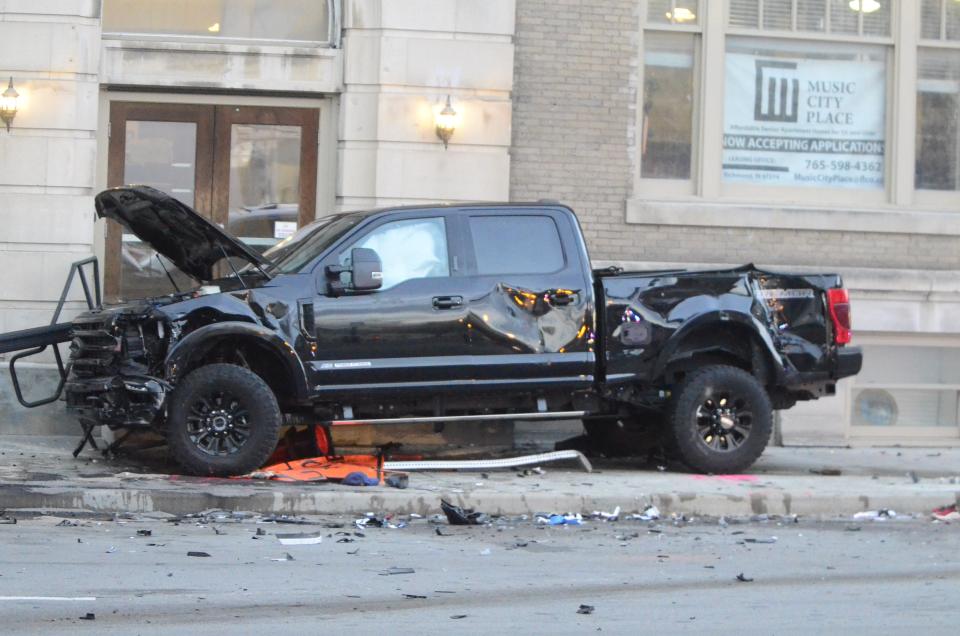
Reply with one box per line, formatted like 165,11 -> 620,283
625,198 -> 960,237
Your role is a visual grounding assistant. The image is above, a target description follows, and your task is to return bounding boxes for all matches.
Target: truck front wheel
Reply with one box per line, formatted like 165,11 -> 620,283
167,363 -> 282,477
666,365 -> 772,474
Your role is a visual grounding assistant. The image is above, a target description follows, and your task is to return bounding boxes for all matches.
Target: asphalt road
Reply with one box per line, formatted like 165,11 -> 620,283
0,512 -> 957,634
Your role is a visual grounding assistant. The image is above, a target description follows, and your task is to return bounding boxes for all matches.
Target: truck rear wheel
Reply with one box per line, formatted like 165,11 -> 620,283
666,365 -> 772,474
167,363 -> 281,477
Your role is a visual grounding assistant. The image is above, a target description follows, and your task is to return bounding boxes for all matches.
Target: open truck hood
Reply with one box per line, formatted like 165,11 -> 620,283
95,186 -> 269,283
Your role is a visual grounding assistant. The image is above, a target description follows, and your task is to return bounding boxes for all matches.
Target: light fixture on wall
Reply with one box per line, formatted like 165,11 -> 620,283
0,77 -> 18,132
435,95 -> 457,149
848,0 -> 881,13
666,6 -> 696,23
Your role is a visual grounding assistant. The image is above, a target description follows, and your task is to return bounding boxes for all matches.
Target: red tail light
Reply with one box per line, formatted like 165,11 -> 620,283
827,288 -> 851,345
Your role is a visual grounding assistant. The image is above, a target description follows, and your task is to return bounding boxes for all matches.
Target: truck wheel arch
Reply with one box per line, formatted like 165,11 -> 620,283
165,324 -> 309,405
654,313 -> 783,387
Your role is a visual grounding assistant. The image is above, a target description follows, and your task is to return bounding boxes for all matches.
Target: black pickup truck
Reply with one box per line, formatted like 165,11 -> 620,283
19,186 -> 861,475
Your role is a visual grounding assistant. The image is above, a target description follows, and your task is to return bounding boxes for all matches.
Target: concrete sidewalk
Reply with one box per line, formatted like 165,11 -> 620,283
0,435 -> 958,518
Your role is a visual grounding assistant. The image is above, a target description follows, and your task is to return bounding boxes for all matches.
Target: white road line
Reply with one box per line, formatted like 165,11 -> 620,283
0,596 -> 96,602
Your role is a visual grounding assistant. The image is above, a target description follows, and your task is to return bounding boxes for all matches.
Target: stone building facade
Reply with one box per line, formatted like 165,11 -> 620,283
2,0 -> 959,445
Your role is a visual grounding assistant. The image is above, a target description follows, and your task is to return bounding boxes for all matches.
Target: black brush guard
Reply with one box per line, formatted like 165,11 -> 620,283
0,257 -> 101,408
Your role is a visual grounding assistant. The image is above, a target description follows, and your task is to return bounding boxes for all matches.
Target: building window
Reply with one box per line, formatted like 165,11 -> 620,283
920,0 -> 960,41
916,49 -> 960,191
639,2 -> 701,185
728,0 -> 890,37
722,38 -> 887,190
852,345 -> 960,433
642,32 -> 697,179
102,0 -> 332,44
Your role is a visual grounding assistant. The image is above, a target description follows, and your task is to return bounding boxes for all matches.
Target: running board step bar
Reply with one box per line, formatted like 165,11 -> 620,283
384,449 -> 592,473
328,410 -> 586,427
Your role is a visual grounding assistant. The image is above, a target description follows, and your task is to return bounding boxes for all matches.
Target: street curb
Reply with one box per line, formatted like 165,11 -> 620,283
1,480 -> 957,518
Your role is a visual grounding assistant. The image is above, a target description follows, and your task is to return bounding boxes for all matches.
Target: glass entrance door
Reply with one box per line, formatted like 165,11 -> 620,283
105,101 -> 319,301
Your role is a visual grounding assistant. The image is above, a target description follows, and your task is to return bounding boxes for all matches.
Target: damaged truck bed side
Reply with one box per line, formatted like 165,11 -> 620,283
9,186 -> 862,475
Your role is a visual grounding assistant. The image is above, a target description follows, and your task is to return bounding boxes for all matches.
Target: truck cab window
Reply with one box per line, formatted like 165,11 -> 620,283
340,217 -> 449,290
469,215 -> 565,275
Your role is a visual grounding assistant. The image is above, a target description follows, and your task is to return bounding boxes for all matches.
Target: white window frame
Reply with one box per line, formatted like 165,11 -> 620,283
100,0 -> 341,48
628,1 -> 960,236
914,0 -> 960,209
635,2 -> 704,197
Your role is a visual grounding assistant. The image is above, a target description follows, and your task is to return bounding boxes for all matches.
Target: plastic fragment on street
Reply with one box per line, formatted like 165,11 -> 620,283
853,509 -> 896,521
736,573 -> 754,582
931,503 -> 959,521
577,604 -> 595,615
627,505 -> 661,521
441,500 -> 488,526
380,567 -> 415,576
277,532 -> 323,545
385,450 -> 592,473
536,513 -> 583,526
591,506 -> 621,521
187,551 -> 211,557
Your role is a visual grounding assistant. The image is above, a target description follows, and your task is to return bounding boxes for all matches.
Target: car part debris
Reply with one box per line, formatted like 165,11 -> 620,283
853,509 -> 896,520
56,519 -> 78,527
809,468 -> 842,476
187,551 -> 211,557
536,513 -> 583,526
736,573 -> 754,582
386,450 -> 591,473
261,515 -> 313,525
386,474 -> 409,489
380,567 -> 415,576
136,529 -> 152,537
269,553 -> 295,561
404,594 -> 427,599
0,515 -> 16,525
451,615 -> 468,620
441,500 -> 489,526
591,506 -> 621,521
931,503 -> 959,521
577,604 -> 595,615
277,532 -> 323,545
744,537 -> 778,544
627,505 -> 661,521
79,613 -> 95,621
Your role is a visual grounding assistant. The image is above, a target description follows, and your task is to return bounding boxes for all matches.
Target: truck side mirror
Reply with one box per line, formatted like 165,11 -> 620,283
350,247 -> 383,291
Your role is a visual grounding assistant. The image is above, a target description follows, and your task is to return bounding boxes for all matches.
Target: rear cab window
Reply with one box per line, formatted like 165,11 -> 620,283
467,215 -> 566,275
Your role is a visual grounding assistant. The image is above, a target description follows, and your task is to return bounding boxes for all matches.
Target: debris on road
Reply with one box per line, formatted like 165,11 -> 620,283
277,532 -> 323,546
450,615 -> 468,620
136,529 -> 152,537
809,468 -> 842,476
403,594 -> 427,599
577,604 -> 595,615
591,506 -> 621,521
342,471 -> 380,487
931,503 -> 959,521
853,509 -> 897,521
736,573 -> 754,582
536,513 -> 583,526
187,551 -> 211,557
0,514 -> 16,525
627,505 -> 661,521
79,613 -> 95,621
380,567 -> 415,576
270,553 -> 295,562
744,537 -> 778,544
441,499 -> 488,526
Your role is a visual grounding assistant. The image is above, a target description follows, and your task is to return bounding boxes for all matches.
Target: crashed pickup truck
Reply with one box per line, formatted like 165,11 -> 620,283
0,186 -> 861,476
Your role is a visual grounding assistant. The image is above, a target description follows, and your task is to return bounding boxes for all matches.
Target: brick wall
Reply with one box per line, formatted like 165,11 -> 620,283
509,0 -> 960,271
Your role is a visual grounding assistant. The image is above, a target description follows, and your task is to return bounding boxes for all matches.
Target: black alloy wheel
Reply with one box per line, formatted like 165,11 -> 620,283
167,364 -> 282,476
667,365 -> 772,474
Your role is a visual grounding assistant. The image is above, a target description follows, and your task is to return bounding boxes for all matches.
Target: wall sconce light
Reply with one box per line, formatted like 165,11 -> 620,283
1,77 -> 18,132
435,95 -> 457,149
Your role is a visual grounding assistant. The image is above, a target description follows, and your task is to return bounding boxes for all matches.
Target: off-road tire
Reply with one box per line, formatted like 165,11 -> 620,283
167,363 -> 281,477
666,365 -> 772,474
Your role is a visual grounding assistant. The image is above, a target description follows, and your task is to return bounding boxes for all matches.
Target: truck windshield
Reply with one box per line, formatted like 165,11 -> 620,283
253,213 -> 366,274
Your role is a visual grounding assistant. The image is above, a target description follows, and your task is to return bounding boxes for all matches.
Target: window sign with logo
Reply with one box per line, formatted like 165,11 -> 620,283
723,39 -> 887,189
